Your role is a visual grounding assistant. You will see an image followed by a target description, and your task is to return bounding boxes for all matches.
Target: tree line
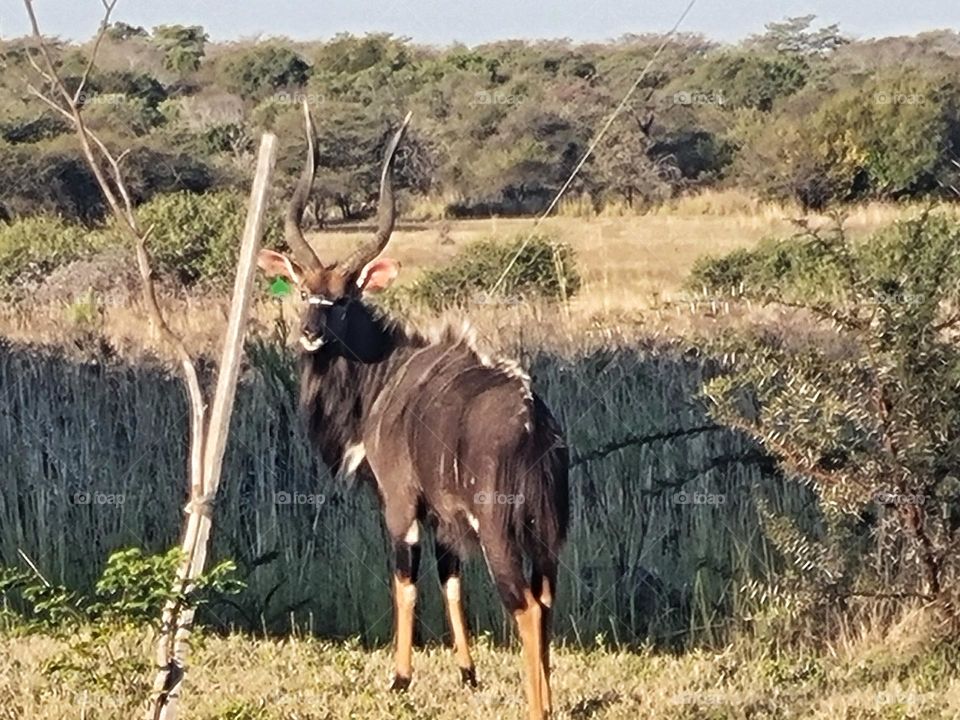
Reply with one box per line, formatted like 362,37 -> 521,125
2,15 -> 960,224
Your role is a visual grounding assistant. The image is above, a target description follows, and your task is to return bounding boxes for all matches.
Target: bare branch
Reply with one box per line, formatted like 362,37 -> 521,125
25,83 -> 73,119
22,0 -> 192,364
22,0 -> 74,107
73,0 -> 118,104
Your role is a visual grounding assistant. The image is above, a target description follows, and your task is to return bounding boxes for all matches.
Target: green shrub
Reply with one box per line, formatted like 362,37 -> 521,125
93,70 -> 167,108
0,216 -> 103,289
130,190 -> 283,284
687,231 -> 851,302
402,233 -> 580,311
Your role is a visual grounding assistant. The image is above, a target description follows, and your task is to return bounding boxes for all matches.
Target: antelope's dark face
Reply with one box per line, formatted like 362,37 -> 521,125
257,102 -> 410,360
258,250 -> 399,359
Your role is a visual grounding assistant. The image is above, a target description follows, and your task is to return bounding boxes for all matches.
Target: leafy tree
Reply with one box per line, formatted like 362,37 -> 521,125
592,115 -> 678,207
107,22 -> 149,41
735,75 -> 960,208
219,45 -> 311,100
697,213 -> 960,604
312,33 -> 409,76
153,24 -> 207,75
748,15 -> 849,57
688,51 -> 808,111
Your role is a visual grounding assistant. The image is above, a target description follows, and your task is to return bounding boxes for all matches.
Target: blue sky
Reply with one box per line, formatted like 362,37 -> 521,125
1,0 -> 958,45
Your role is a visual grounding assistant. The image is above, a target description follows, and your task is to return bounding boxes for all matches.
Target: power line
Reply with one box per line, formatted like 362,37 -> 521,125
489,0 -> 700,296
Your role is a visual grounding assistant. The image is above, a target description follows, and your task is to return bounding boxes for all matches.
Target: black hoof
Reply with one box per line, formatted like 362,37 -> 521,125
460,666 -> 478,688
390,674 -> 411,692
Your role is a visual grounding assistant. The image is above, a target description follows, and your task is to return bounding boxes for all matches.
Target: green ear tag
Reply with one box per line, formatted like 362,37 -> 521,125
269,277 -> 292,298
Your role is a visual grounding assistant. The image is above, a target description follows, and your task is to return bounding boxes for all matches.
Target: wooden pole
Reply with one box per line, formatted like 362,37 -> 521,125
148,133 -> 278,720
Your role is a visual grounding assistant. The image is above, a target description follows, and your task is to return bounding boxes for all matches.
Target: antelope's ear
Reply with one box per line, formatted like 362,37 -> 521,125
356,257 -> 400,293
257,249 -> 303,285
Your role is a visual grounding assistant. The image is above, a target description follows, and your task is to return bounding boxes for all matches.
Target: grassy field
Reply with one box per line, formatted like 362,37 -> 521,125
3,606 -> 958,720
3,197 -> 956,719
0,196 -> 926,356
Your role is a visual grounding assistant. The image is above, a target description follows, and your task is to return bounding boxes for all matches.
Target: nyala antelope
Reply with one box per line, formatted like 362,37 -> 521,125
257,107 -> 569,720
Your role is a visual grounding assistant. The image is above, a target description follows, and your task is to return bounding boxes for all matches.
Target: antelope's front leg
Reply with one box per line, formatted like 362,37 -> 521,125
390,520 -> 421,691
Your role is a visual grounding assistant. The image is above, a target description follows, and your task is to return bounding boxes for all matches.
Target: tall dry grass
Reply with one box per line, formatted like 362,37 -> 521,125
0,334 -> 814,649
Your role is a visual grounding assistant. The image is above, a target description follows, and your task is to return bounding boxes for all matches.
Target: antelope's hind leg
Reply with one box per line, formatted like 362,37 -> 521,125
532,563 -> 557,715
482,532 -> 549,720
436,538 -> 477,687
390,520 -> 421,691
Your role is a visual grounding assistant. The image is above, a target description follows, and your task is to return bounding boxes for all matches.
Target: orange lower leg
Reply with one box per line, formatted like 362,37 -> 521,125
538,577 -> 553,714
514,588 -> 545,720
392,574 -> 416,689
443,576 -> 477,685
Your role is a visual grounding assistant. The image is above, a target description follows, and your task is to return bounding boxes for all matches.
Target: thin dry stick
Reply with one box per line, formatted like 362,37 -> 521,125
148,134 -> 278,720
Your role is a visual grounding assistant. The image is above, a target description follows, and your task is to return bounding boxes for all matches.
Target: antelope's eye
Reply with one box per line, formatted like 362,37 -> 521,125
300,290 -> 308,301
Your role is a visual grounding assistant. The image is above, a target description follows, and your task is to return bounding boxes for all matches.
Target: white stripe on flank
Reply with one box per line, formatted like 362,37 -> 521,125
342,442 -> 366,475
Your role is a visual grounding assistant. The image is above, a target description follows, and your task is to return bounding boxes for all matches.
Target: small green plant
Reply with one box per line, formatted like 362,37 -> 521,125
687,224 -> 850,302
0,548 -> 243,708
401,233 -> 580,311
64,288 -> 103,329
0,547 -> 243,632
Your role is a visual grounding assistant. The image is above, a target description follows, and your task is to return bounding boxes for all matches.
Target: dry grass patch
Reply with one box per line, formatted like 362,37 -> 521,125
2,625 -> 959,719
